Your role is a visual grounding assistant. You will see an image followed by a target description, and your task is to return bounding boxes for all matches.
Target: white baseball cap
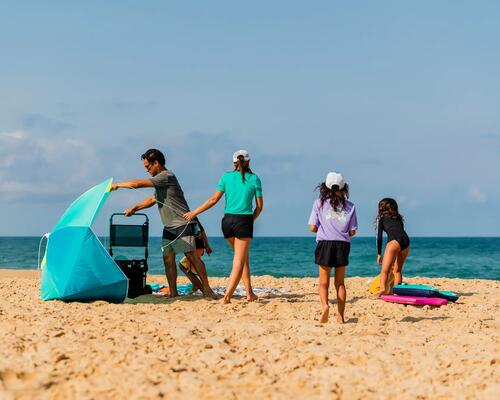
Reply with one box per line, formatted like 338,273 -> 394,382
325,172 -> 345,190
233,149 -> 250,162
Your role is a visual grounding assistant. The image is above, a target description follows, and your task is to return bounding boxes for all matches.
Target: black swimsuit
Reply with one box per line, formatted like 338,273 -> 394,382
377,216 -> 410,255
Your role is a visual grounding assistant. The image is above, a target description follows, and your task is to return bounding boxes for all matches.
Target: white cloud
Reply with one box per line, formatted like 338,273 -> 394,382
0,130 -> 102,202
468,185 -> 487,203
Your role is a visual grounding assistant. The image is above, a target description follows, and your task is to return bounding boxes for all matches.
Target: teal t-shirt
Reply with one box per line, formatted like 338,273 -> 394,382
216,171 -> 263,215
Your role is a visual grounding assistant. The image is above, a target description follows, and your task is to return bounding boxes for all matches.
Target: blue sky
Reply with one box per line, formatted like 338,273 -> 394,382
0,1 -> 499,236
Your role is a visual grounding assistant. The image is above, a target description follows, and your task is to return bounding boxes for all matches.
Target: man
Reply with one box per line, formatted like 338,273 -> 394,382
110,148 -> 216,298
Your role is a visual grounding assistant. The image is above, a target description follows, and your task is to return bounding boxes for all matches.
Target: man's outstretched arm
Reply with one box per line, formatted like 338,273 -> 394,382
110,179 -> 154,191
109,179 -> 156,216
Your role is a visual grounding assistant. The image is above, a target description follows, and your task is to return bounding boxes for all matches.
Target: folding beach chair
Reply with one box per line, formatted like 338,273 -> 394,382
109,213 -> 152,298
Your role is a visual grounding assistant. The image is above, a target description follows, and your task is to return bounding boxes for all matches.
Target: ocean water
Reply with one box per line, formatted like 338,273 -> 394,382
1,237 -> 499,280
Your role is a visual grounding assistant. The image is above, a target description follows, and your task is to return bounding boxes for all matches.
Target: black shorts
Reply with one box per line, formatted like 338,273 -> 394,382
162,223 -> 195,240
222,214 -> 254,239
315,240 -> 350,268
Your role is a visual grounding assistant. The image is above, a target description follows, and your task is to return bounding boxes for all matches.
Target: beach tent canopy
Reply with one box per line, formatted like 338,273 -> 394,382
40,178 -> 128,303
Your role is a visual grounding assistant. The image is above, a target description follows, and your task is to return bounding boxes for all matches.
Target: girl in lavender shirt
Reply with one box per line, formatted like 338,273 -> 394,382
308,172 -> 358,324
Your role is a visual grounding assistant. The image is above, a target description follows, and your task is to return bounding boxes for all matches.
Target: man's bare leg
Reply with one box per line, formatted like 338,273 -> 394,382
163,251 -> 179,297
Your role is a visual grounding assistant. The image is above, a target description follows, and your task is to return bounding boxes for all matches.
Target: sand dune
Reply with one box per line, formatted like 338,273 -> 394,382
0,270 -> 498,399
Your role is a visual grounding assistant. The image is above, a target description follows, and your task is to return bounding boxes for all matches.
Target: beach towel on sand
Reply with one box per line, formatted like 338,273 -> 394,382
151,284 -> 193,296
210,286 -> 288,297
151,284 -> 287,297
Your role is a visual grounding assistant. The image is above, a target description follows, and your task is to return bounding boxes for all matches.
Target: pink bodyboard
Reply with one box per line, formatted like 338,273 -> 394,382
380,294 -> 448,306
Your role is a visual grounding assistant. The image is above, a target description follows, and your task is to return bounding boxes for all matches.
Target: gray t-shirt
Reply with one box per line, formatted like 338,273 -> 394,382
150,170 -> 192,229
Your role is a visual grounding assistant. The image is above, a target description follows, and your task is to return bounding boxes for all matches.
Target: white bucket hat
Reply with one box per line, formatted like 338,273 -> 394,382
233,149 -> 250,162
325,172 -> 345,190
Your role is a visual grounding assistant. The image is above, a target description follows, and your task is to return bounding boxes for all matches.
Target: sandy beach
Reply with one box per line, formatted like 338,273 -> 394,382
0,270 -> 498,399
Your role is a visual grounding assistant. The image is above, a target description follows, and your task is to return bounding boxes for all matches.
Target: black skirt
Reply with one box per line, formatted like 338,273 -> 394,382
314,240 -> 351,268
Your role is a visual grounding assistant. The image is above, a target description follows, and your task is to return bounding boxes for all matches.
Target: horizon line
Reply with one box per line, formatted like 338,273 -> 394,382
1,235 -> 500,239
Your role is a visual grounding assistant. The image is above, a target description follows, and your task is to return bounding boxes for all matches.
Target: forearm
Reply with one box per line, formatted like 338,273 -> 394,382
253,206 -> 263,221
113,179 -> 153,190
116,180 -> 143,189
377,222 -> 383,255
253,196 -> 263,221
191,198 -> 217,217
184,191 -> 223,221
131,196 -> 156,212
377,235 -> 383,255
201,231 -> 210,248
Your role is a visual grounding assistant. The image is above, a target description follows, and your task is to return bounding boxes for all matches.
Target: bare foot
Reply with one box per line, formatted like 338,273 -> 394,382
247,292 -> 258,302
336,313 -> 345,324
204,290 -> 218,300
320,306 -> 330,323
221,296 -> 231,304
169,292 -> 179,298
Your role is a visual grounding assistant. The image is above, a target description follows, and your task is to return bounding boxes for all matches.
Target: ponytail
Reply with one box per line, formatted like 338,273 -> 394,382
233,155 -> 253,182
316,182 -> 349,210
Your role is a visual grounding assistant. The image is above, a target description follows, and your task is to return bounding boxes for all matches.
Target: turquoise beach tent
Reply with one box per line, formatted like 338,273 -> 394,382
40,178 -> 128,303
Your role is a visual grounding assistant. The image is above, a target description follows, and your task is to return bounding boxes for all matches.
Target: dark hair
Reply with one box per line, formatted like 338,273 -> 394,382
141,148 -> 166,167
233,155 -> 253,182
377,198 -> 404,222
316,182 -> 349,210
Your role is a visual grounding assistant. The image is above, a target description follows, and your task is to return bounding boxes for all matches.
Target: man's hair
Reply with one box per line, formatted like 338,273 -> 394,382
141,149 -> 166,167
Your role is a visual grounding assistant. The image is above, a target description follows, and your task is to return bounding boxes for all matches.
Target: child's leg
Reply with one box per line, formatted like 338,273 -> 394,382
334,266 -> 346,323
179,249 -> 206,293
393,246 -> 410,286
178,262 -> 204,293
379,240 -> 400,294
319,266 -> 331,323
184,251 -> 216,298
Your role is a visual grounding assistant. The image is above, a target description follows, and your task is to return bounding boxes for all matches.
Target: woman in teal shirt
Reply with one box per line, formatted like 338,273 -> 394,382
184,150 -> 264,303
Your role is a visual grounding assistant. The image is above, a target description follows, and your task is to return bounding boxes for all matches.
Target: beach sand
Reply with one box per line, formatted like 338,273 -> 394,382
0,270 -> 498,399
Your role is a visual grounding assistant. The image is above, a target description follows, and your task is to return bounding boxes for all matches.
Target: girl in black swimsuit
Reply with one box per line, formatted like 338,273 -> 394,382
376,198 -> 410,294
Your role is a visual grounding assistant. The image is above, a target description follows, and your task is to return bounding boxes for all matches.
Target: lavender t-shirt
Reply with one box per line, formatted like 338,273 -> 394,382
308,199 -> 358,242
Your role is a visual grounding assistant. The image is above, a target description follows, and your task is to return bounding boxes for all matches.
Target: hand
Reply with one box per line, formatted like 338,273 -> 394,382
377,255 -> 383,265
183,211 -> 196,221
110,184 -> 119,191
205,246 -> 213,256
124,208 -> 135,217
